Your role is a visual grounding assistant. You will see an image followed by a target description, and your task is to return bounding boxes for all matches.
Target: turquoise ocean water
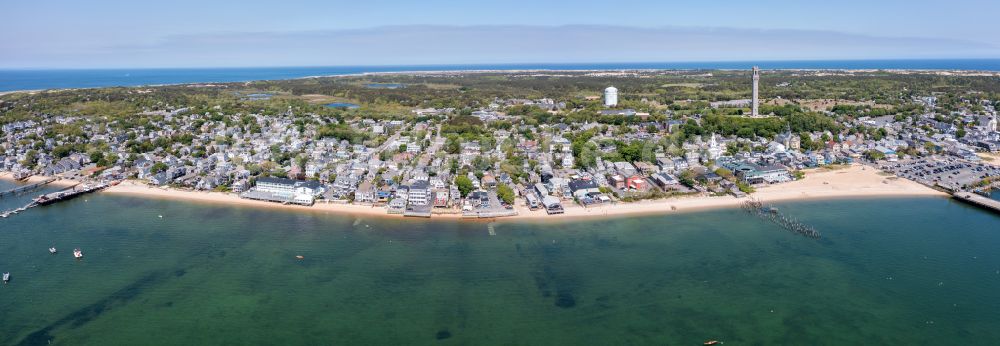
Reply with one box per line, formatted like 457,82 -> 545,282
4,59 -> 1000,92
1,178 -> 999,345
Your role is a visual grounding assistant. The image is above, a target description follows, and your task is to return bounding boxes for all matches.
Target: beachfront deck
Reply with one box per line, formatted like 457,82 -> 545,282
240,190 -> 314,206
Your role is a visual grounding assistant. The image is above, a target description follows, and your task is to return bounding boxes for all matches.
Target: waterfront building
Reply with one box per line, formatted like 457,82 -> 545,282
626,175 -> 649,190
231,179 -> 249,193
718,158 -> 792,185
542,195 -> 564,214
568,178 -> 600,199
386,198 -> 406,214
408,180 -> 430,206
651,172 -> 681,189
242,177 -> 322,205
355,181 -> 376,204
433,190 -> 450,208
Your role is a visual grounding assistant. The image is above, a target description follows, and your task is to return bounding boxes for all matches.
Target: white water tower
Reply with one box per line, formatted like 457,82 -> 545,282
604,86 -> 618,107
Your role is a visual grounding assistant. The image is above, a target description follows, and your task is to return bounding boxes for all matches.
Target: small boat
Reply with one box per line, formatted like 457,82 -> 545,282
2,272 -> 9,283
49,247 -> 57,254
73,248 -> 84,259
704,341 -> 722,346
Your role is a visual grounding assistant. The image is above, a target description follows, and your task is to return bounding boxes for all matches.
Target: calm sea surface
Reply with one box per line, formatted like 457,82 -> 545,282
3,59 -> 1000,92
1,178 -> 999,345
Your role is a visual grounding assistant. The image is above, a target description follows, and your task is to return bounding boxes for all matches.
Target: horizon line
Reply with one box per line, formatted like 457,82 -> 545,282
5,57 -> 1000,71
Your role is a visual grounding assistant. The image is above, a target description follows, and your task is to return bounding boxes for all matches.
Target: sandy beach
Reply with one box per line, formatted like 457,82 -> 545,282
978,152 -> 1000,166
510,164 -> 945,221
102,182 -> 426,218
95,164 -> 946,222
0,172 -> 82,188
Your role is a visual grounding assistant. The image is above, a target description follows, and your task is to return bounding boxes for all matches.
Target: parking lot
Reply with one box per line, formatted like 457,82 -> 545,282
881,156 -> 1000,190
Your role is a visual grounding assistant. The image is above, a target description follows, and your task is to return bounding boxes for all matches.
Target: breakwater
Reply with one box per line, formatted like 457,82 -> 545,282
0,178 -> 56,198
741,197 -> 821,239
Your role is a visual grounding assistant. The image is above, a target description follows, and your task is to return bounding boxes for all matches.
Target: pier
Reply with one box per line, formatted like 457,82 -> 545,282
1,182 -> 107,219
0,178 -> 56,198
34,182 -> 107,206
953,192 -> 1000,214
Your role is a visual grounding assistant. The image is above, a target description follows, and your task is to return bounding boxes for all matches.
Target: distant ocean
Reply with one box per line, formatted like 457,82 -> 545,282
2,59 -> 1000,92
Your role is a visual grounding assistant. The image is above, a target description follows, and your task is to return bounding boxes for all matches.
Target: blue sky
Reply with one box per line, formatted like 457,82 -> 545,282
3,0 -> 999,68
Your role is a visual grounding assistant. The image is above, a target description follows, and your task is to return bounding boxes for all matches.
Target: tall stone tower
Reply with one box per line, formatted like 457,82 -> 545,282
751,66 -> 760,117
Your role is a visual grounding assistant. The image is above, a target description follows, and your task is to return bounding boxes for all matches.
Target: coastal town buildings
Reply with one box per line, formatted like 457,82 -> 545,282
3,69 -> 999,219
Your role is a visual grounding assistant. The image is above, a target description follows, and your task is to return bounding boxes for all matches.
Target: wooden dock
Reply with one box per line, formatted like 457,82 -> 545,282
34,183 -> 104,206
953,192 -> 1000,214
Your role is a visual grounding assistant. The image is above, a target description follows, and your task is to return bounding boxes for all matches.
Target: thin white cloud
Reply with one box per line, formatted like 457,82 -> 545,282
2,25 -> 997,68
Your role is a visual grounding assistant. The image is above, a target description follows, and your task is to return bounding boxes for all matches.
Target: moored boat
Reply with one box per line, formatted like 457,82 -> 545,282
73,248 -> 84,259
49,247 -> 58,254
2,272 -> 9,283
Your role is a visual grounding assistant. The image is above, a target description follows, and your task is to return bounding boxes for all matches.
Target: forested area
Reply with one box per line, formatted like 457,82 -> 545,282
4,69 -> 998,139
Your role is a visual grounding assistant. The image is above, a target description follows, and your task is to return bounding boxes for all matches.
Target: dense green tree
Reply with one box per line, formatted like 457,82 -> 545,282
150,162 -> 169,174
864,149 -> 886,161
455,175 -> 474,198
496,183 -> 515,204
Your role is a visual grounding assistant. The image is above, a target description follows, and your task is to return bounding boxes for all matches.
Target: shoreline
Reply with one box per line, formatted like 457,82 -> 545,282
98,164 -> 947,222
0,173 -> 81,188
4,63 -> 1000,95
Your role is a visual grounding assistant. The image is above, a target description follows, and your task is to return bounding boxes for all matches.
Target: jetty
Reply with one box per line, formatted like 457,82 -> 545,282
0,177 -> 56,198
953,192 -> 1000,214
741,197 -> 821,239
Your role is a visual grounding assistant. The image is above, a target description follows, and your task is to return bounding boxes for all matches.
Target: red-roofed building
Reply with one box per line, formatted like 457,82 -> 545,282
627,175 -> 648,191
